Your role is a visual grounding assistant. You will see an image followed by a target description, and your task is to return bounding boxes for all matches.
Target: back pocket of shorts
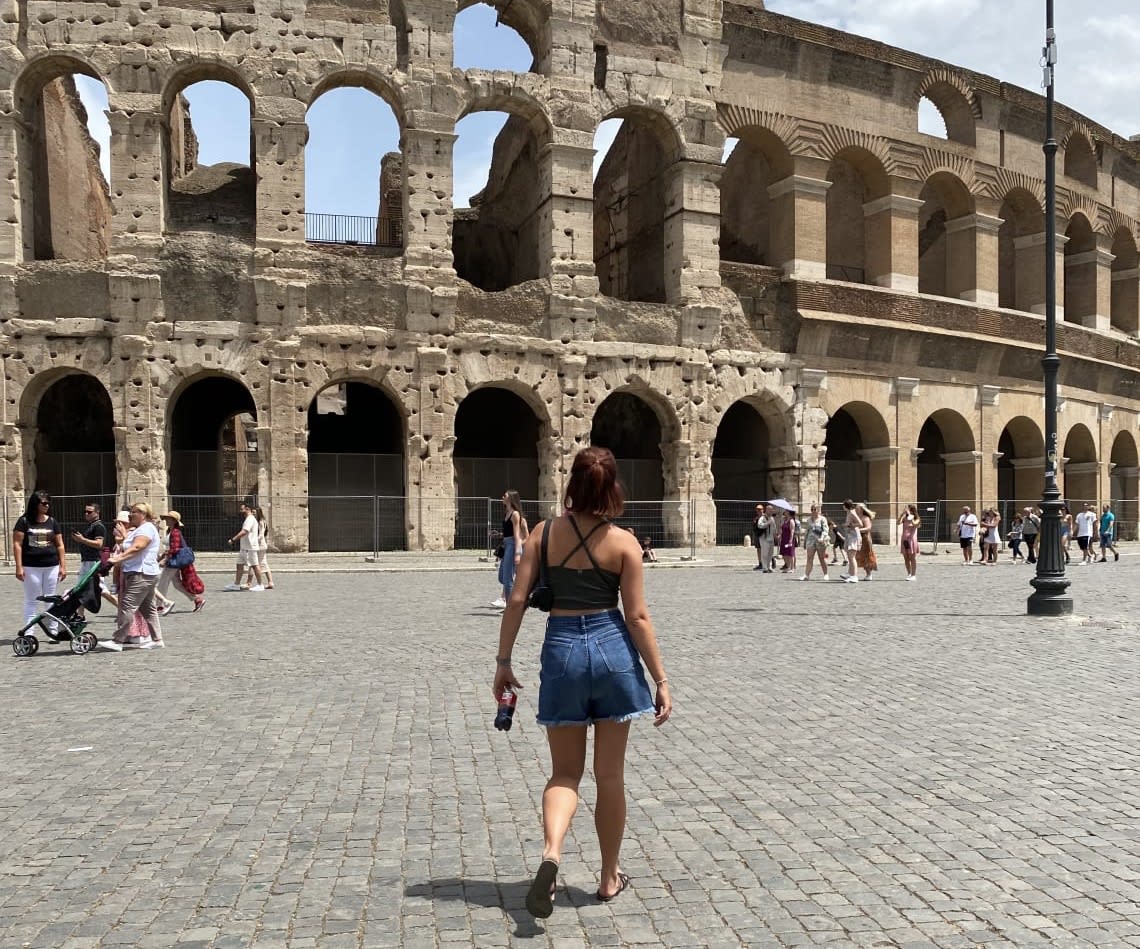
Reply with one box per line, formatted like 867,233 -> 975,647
540,638 -> 574,680
597,634 -> 637,674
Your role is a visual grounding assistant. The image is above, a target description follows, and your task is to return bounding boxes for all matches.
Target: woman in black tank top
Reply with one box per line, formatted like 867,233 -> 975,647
494,490 -> 527,609
494,447 -> 672,919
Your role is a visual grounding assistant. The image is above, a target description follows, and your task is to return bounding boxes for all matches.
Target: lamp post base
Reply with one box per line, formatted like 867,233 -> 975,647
1027,578 -> 1073,616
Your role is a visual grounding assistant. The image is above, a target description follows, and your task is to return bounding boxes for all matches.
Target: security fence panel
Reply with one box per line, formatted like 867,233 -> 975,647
307,496 -> 407,552
1113,499 -> 1137,541
169,496 -> 252,552
716,499 -> 761,547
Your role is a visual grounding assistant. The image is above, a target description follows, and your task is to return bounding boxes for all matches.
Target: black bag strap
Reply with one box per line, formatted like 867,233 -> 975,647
562,515 -> 619,592
537,518 -> 551,586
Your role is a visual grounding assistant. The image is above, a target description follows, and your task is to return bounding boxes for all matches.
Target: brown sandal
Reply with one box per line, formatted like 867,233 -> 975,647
596,872 -> 630,902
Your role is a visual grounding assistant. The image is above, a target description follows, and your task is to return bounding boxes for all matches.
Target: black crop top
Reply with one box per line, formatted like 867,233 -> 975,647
545,516 -> 621,610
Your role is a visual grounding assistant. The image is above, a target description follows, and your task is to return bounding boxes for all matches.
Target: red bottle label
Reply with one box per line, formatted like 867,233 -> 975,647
500,688 -> 517,709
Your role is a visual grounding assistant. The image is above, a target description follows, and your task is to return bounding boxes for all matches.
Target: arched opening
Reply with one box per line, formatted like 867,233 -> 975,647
305,84 -> 402,250
1062,424 -> 1098,507
1110,432 -> 1138,541
711,401 -> 771,544
454,2 -> 537,72
917,81 -> 976,146
719,127 -> 792,268
1110,227 -> 1139,335
823,402 -> 890,541
17,63 -> 112,261
918,172 -> 975,299
997,417 -> 1045,517
998,189 -> 1045,312
167,376 -> 259,548
1063,213 -> 1097,325
307,381 -> 406,551
917,410 -> 976,539
453,103 -> 548,291
1064,134 -> 1098,189
593,109 -> 676,303
453,387 -> 541,548
166,77 -> 254,236
825,148 -> 889,285
592,391 -> 679,543
27,374 -> 117,523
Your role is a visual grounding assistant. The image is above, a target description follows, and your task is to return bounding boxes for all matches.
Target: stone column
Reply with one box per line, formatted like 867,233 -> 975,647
944,211 -> 1003,306
106,95 -> 166,255
402,127 -> 458,334
979,385 -> 1002,505
1015,231 -> 1066,317
408,346 -> 456,550
252,111 -> 308,246
664,158 -> 722,305
1063,242 -> 1114,330
0,110 -> 24,265
863,191 -> 924,292
1111,267 -> 1140,336
541,138 -> 598,341
554,354 -> 591,516
110,335 -> 168,504
1011,456 -> 1046,509
264,340 -> 308,552
1110,465 -> 1138,540
893,377 -> 921,510
767,172 -> 830,279
859,446 -> 897,543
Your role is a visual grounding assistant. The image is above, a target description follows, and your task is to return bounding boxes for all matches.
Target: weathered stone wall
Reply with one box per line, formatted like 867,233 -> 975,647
1,0 -> 1139,549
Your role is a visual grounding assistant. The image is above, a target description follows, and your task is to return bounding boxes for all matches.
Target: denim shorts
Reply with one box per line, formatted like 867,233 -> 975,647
536,610 -> 655,727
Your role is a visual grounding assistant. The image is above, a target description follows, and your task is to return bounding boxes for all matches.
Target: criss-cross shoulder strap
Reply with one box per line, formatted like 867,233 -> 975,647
558,516 -> 619,592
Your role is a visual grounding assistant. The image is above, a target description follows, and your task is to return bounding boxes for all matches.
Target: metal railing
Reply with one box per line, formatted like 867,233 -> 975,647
304,213 -> 402,247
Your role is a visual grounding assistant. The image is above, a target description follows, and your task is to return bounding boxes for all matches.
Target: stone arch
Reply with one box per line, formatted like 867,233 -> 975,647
163,64 -> 256,238
825,146 -> 890,285
14,55 -> 113,262
1110,226 -> 1139,334
594,106 -> 683,303
997,416 -> 1045,513
166,372 -> 259,497
456,0 -> 548,72
719,125 -> 794,267
998,187 -> 1046,312
710,396 -> 785,544
1064,212 -> 1097,325
305,77 -> 404,248
452,91 -> 554,290
822,401 -> 890,509
1062,422 -> 1098,505
19,370 -> 117,504
918,170 -> 976,298
1110,430 -> 1138,540
453,384 -> 546,547
917,409 -> 976,520
915,76 -> 978,147
307,379 -> 407,551
1063,130 -> 1098,189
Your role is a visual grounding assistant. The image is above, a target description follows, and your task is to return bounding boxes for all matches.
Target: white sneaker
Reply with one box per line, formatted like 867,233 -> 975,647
491,597 -> 506,609
221,583 -> 242,592
160,602 -> 175,616
249,585 -> 266,592
799,575 -> 810,581
99,640 -> 123,651
843,575 -> 858,583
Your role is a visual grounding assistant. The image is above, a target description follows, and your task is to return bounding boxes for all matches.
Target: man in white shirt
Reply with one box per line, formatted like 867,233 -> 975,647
1074,502 -> 1097,565
222,500 -> 266,591
954,506 -> 979,564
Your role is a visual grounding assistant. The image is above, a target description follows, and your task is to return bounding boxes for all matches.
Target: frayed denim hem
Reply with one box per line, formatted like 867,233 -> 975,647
536,706 -> 654,728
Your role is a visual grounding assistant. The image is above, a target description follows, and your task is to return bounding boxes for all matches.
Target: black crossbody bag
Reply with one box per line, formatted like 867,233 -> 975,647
528,522 -> 554,612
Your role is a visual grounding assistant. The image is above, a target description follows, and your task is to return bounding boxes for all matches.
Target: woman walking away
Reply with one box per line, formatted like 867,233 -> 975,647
855,503 -> 878,580
255,506 -> 275,589
898,504 -> 921,580
841,499 -> 861,582
157,511 -> 206,612
494,447 -> 671,919
102,502 -> 163,650
13,490 -> 67,636
801,504 -> 829,580
492,489 -> 528,610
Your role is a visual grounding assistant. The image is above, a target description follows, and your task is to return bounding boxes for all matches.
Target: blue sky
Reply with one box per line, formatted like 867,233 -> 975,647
73,1 -> 1138,215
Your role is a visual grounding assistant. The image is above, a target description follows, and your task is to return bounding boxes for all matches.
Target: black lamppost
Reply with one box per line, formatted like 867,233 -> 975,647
1027,0 -> 1073,615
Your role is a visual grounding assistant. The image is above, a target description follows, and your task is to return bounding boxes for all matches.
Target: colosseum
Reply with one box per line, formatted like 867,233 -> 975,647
2,0 -> 1138,551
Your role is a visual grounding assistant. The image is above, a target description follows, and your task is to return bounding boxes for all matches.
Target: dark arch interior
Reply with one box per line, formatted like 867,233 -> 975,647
454,388 -> 540,462
33,375 -> 117,501
823,408 -> 866,503
168,377 -> 257,498
591,392 -> 663,502
171,377 -> 256,451
712,401 -> 771,544
307,382 -> 406,551
917,418 -> 947,504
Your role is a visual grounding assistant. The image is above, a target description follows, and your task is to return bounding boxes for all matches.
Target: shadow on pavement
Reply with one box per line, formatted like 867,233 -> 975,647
405,877 -> 595,937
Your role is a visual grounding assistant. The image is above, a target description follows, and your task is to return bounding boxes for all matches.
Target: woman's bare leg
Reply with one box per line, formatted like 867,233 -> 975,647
541,726 -> 588,865
592,720 -> 632,897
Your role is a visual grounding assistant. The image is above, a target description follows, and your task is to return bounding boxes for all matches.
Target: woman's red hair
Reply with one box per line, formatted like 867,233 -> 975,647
565,447 -> 625,518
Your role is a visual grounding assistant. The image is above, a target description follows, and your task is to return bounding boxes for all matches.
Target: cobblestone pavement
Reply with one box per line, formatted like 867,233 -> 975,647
2,551 -> 1140,948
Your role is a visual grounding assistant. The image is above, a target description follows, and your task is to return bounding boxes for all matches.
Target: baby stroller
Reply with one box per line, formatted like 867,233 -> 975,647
12,560 -> 107,657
